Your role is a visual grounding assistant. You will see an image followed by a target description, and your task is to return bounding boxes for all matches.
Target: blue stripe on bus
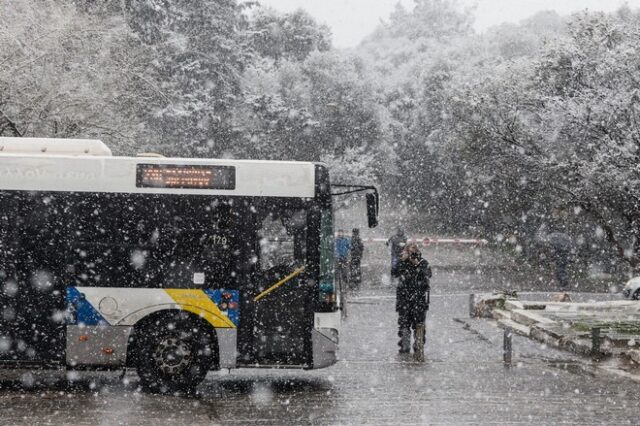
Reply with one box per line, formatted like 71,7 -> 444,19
66,287 -> 108,326
204,289 -> 240,327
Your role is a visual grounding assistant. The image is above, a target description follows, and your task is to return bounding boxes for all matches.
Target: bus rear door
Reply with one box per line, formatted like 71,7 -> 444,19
0,192 -> 66,364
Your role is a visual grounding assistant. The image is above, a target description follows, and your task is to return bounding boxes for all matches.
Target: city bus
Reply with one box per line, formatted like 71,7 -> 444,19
0,137 -> 378,392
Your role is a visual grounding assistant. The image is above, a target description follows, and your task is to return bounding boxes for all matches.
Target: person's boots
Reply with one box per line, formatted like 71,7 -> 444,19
398,328 -> 411,354
413,325 -> 425,362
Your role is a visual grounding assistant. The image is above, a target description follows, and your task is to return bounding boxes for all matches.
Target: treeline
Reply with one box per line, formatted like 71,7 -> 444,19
360,1 -> 640,275
0,0 -> 389,185
2,1 -> 640,274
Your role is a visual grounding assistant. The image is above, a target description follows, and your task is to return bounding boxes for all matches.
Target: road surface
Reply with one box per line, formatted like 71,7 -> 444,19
1,246 -> 638,425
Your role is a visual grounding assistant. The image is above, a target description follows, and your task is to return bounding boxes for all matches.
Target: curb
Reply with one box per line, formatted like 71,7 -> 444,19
475,292 -> 640,381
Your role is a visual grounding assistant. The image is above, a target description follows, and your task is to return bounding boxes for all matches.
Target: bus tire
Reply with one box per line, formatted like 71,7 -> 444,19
134,312 -> 217,394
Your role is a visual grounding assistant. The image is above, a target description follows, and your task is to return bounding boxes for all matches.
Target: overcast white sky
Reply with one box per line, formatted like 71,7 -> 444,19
257,0 -> 640,48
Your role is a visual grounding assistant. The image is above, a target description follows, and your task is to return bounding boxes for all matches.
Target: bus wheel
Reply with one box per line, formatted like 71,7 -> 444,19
135,315 -> 217,394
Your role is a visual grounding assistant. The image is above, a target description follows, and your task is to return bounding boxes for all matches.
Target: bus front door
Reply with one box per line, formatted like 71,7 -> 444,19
249,265 -> 312,367
239,206 -> 313,367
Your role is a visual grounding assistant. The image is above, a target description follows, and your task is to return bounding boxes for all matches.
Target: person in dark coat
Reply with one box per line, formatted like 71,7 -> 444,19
548,232 -> 572,287
396,243 -> 432,354
349,228 -> 364,289
386,228 -> 407,280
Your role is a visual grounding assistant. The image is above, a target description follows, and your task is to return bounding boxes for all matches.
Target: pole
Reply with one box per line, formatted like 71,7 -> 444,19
591,327 -> 601,358
503,328 -> 512,365
469,293 -> 475,318
414,324 -> 425,362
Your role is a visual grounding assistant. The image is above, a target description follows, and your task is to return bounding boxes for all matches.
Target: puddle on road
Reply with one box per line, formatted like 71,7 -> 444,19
546,361 -> 597,377
517,353 -> 598,378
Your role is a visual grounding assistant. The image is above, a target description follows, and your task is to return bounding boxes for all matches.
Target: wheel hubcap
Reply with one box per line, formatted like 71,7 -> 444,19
153,336 -> 193,375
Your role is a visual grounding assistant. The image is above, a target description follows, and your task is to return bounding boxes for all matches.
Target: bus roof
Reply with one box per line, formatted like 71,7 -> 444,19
0,139 -> 317,198
0,137 -> 112,156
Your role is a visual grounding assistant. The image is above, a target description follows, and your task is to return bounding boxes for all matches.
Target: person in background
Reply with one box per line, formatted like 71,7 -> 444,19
386,228 -> 407,280
396,243 -> 432,354
349,228 -> 364,290
335,229 -> 351,287
548,231 -> 572,287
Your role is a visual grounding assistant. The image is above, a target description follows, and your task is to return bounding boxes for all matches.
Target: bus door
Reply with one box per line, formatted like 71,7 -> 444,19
240,204 -> 313,367
0,192 -> 66,364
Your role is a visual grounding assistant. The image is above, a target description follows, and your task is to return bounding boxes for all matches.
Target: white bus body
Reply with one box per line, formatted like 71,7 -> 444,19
0,137 -> 341,392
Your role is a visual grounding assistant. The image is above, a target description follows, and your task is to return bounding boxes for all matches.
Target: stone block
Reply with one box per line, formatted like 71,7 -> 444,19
550,293 -> 572,303
530,326 -> 560,347
511,309 -> 556,327
504,300 -> 524,311
491,309 -> 512,321
625,349 -> 640,364
473,295 -> 506,318
561,338 -> 593,357
534,324 -> 567,339
497,318 -> 530,337
520,301 -> 547,310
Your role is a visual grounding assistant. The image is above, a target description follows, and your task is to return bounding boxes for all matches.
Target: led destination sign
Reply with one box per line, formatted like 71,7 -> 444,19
136,164 -> 236,190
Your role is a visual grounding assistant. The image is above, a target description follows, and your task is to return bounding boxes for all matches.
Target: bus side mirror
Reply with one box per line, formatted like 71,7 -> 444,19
366,193 -> 378,228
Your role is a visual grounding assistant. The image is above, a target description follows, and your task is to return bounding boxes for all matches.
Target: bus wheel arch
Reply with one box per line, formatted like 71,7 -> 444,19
127,309 -> 219,393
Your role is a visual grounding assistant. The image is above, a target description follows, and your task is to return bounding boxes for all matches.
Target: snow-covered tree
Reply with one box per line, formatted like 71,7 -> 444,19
448,11 -> 640,270
121,0 -> 252,156
0,1 -> 155,152
236,51 -> 396,185
249,6 -> 332,63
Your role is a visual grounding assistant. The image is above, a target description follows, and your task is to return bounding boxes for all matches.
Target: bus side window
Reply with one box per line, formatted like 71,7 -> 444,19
259,214 -> 294,271
161,198 -> 237,289
258,208 -> 307,272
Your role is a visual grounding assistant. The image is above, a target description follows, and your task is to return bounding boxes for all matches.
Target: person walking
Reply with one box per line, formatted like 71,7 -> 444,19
396,243 -> 432,355
349,228 -> 364,290
386,228 -> 407,281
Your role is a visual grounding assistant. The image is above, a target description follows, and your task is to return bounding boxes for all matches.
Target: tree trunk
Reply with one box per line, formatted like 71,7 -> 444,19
0,111 -> 22,137
629,221 -> 640,274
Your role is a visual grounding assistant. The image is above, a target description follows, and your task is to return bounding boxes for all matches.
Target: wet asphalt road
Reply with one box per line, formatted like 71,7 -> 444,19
1,247 -> 639,425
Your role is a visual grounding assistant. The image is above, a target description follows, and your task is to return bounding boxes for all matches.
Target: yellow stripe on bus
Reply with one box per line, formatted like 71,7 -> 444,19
165,289 -> 236,329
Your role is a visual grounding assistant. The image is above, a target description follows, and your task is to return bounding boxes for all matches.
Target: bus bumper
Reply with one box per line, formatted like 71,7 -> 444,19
312,329 -> 338,368
312,311 -> 340,369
